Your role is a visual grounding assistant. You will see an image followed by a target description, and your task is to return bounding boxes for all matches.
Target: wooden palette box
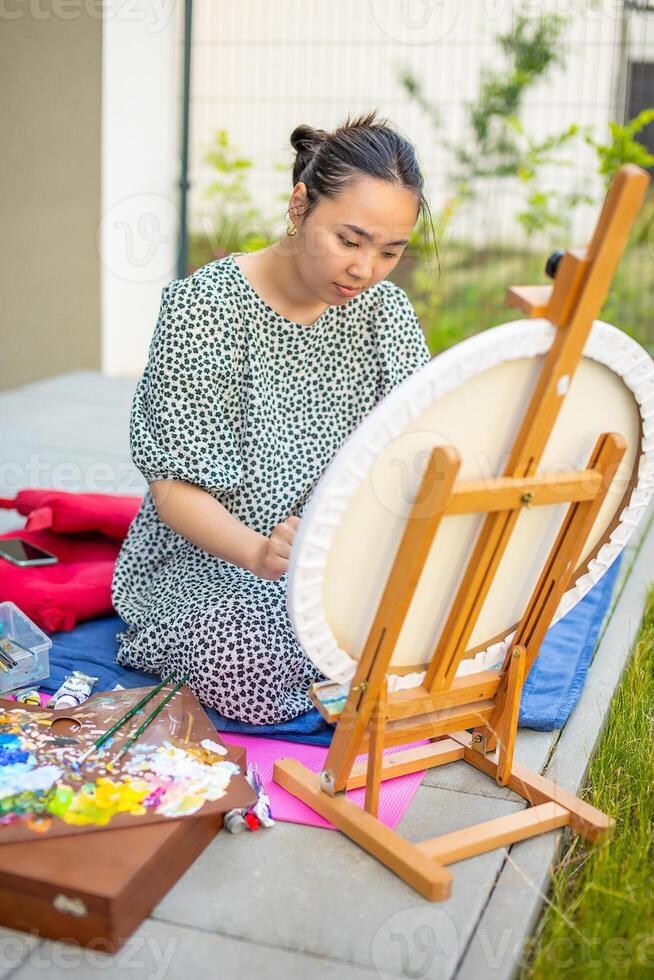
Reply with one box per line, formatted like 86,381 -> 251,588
0,743 -> 245,952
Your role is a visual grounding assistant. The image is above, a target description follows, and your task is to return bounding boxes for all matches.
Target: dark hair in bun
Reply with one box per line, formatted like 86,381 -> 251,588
289,109 -> 437,262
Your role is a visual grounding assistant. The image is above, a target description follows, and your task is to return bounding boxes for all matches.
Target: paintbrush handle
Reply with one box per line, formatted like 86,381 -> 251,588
115,675 -> 189,760
76,671 -> 179,765
92,671 -> 177,750
0,647 -> 17,669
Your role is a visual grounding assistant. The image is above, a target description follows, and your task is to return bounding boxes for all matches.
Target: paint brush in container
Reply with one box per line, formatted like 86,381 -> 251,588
0,643 -> 18,670
0,635 -> 37,668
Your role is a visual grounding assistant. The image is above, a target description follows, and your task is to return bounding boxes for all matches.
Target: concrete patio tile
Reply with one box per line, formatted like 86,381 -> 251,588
513,728 -> 558,774
420,757 -> 515,801
420,728 -> 556,805
0,927 -> 39,980
455,832 -> 564,980
8,919 -> 374,980
151,784 -> 523,978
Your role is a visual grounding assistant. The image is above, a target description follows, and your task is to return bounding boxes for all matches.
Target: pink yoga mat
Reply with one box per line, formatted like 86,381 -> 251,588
221,734 -> 427,830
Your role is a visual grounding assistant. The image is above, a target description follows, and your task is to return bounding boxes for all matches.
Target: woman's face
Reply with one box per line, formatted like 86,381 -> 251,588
288,176 -> 419,305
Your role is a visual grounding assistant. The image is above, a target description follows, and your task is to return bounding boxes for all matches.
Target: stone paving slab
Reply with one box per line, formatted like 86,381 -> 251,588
151,785 -> 522,977
421,728 -> 558,805
6,919 -> 376,980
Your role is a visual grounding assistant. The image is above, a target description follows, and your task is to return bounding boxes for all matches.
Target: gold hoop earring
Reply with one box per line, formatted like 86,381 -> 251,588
286,219 -> 297,237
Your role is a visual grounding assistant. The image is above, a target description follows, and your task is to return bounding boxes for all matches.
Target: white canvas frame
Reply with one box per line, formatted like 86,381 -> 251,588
287,319 -> 654,687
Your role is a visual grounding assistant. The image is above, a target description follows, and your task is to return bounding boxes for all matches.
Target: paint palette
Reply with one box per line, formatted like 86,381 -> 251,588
0,686 -> 256,843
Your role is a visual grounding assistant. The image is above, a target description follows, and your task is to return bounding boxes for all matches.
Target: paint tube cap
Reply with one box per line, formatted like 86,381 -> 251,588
244,812 -> 261,832
224,810 -> 247,834
52,693 -> 82,710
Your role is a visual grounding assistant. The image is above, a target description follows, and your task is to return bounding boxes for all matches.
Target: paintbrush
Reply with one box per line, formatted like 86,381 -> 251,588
110,674 -> 189,764
0,634 -> 38,668
1,634 -> 33,663
74,671 -> 177,766
0,644 -> 18,669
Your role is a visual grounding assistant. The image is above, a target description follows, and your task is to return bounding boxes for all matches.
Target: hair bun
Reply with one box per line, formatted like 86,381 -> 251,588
290,124 -> 328,153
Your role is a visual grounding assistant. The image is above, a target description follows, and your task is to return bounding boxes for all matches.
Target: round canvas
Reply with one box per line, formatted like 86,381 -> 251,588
287,319 -> 654,686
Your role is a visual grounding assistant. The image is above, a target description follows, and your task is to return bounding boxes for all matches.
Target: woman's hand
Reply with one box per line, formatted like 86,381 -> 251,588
249,516 -> 300,581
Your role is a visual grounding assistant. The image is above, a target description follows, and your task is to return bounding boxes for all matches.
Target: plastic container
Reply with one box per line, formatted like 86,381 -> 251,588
0,601 -> 51,695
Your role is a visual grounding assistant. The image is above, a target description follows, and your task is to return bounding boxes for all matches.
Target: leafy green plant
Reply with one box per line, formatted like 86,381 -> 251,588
586,108 -> 654,188
454,14 -> 566,178
200,129 -> 274,256
401,13 -> 591,244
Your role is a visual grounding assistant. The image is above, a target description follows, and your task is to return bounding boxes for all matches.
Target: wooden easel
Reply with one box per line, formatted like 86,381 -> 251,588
274,165 -> 650,900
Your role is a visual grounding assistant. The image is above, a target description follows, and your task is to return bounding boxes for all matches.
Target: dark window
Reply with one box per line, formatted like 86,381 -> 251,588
626,61 -> 654,172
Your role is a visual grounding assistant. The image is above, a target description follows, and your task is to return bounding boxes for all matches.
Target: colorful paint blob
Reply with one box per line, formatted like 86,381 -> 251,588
0,703 -> 240,835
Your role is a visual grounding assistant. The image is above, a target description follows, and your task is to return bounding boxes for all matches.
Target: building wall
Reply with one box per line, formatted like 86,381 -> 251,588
0,3 -> 103,393
100,1 -> 182,378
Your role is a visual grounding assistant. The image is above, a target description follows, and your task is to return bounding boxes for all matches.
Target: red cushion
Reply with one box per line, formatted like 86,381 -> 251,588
0,489 -> 142,539
0,490 -> 143,633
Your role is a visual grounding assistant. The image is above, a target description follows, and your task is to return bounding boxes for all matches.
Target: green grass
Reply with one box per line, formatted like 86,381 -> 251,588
521,582 -> 654,979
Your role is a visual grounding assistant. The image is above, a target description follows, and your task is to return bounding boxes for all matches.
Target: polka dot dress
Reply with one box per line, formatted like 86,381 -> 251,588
111,252 -> 431,723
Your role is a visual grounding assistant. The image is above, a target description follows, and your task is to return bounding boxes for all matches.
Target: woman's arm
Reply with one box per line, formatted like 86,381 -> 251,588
150,479 -> 298,581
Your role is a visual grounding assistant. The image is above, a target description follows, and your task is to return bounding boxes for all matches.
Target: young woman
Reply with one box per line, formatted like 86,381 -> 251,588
111,110 -> 436,724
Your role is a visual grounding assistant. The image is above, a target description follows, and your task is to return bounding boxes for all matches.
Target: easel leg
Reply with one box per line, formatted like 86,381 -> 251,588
365,680 -> 387,816
274,758 -> 453,901
496,645 -> 526,786
450,732 -> 614,842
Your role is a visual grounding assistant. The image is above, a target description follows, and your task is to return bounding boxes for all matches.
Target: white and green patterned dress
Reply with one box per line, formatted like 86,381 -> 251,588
111,253 -> 431,723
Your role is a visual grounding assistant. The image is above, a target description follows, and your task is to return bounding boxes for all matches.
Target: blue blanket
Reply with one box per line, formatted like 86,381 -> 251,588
39,557 -> 621,746
518,554 -> 621,729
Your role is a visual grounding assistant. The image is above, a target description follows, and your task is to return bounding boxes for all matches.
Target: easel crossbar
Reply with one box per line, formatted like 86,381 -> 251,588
444,468 -> 602,515
417,801 -> 571,864
345,738 -> 465,790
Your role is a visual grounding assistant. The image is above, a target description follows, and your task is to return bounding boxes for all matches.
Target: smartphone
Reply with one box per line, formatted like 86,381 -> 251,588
0,538 -> 58,567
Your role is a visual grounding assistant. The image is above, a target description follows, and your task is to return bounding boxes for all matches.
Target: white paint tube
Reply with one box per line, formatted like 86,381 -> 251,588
51,671 -> 99,709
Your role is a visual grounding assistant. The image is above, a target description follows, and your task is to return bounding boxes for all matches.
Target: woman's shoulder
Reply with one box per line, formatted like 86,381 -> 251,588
358,277 -> 413,308
375,278 -> 414,306
164,255 -> 238,306
158,257 -> 244,341
348,278 -> 415,324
